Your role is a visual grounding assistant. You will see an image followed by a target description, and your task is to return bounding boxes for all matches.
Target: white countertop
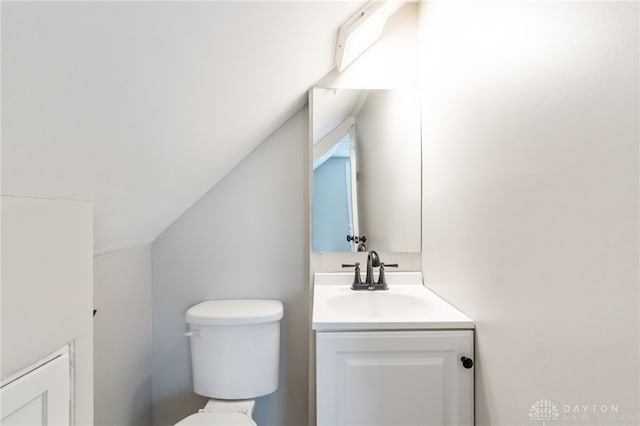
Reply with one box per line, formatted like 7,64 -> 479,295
312,272 -> 474,331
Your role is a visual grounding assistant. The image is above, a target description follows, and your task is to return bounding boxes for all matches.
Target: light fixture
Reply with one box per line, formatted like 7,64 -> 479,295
334,0 -> 407,72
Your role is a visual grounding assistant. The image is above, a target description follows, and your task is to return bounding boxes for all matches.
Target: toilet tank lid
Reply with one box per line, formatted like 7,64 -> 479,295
186,299 -> 283,326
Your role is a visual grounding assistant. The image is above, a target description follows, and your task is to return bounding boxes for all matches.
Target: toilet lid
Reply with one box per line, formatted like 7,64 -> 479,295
186,299 -> 283,326
175,412 -> 256,426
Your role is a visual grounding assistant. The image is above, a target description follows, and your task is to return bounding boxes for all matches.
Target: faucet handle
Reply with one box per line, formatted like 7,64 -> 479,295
375,263 -> 399,290
342,263 -> 366,290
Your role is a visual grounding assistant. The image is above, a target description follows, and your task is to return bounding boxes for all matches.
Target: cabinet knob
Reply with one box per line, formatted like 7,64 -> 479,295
461,356 -> 474,369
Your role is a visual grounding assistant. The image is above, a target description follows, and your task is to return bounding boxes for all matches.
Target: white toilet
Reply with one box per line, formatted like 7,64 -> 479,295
176,299 -> 284,426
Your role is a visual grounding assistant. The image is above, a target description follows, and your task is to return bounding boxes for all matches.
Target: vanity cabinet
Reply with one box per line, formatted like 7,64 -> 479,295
315,330 -> 473,426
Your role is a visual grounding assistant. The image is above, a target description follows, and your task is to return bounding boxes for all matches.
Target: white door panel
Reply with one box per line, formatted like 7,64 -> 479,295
1,351 -> 70,425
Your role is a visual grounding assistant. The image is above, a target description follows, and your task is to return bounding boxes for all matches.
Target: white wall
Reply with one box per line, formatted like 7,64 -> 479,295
419,2 -> 639,424
94,245 -> 152,426
357,89 -> 421,252
1,196 -> 94,424
1,1 -> 364,255
151,109 -> 309,426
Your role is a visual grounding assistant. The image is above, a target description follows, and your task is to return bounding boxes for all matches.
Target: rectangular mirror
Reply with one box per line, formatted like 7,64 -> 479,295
311,87 -> 421,253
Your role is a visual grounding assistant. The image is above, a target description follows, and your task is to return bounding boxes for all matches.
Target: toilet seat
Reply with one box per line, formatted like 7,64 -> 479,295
175,412 -> 256,426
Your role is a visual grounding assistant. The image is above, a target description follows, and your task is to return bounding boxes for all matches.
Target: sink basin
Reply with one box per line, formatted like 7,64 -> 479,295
312,272 -> 474,331
325,292 -> 428,318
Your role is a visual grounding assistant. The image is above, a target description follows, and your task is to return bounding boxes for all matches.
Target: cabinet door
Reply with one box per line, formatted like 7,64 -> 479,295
316,330 -> 473,426
1,352 -> 70,425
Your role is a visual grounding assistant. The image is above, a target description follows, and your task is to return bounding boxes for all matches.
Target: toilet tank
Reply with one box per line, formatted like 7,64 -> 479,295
185,299 -> 283,399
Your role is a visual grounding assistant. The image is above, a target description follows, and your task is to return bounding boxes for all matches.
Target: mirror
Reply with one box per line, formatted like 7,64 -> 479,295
311,88 -> 421,253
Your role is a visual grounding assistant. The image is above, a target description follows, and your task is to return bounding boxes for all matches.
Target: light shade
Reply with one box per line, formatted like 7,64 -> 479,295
335,1 -> 407,72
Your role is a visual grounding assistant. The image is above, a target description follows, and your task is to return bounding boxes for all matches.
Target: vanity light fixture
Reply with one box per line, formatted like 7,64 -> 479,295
334,0 -> 407,72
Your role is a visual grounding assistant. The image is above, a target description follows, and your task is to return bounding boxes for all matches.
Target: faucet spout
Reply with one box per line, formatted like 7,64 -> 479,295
365,250 -> 380,287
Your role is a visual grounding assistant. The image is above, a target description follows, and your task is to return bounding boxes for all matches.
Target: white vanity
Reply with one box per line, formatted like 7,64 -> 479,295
312,272 -> 474,426
310,86 -> 472,425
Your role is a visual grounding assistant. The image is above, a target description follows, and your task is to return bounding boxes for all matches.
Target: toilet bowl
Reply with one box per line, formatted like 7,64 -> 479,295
175,400 -> 257,426
176,413 -> 253,426
175,299 -> 283,426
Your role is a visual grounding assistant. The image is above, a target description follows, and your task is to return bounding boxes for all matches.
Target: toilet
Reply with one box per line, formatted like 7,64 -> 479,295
176,299 -> 284,426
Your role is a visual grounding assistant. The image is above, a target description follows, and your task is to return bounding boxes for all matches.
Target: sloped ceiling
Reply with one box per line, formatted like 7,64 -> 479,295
1,1 -> 365,253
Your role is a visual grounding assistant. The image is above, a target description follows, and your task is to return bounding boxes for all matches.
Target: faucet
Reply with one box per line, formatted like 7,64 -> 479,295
342,250 -> 398,290
365,250 -> 381,288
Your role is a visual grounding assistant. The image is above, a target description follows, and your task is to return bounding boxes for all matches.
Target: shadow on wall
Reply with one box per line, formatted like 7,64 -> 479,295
130,378 -> 153,426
